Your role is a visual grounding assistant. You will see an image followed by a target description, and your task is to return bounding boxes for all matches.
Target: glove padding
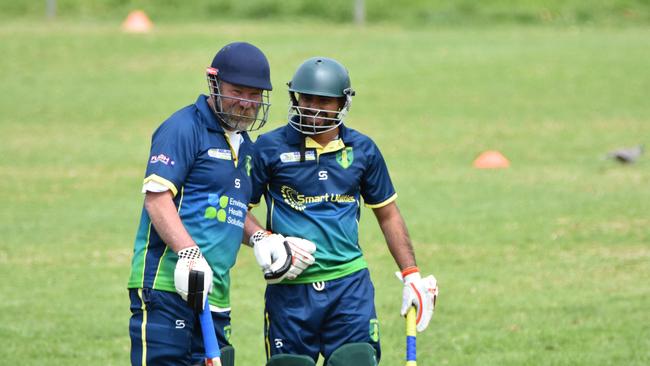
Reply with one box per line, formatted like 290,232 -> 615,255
397,269 -> 438,332
282,236 -> 316,282
174,246 -> 213,312
251,231 -> 316,284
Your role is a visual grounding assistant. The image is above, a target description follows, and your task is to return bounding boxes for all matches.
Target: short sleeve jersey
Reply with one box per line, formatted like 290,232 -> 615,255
251,124 -> 397,283
127,95 -> 254,308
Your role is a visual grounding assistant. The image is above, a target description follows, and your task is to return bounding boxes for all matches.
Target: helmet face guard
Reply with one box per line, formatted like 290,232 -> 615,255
206,67 -> 270,132
287,88 -> 354,135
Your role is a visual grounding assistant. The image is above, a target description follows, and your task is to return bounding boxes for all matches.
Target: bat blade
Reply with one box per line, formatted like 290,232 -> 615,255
406,307 -> 417,366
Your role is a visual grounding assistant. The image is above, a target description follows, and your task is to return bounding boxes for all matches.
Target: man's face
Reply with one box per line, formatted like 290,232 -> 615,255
297,93 -> 343,128
218,80 -> 264,129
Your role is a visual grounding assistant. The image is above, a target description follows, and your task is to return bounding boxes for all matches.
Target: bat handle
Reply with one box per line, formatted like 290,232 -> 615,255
406,306 -> 417,366
200,297 -> 221,364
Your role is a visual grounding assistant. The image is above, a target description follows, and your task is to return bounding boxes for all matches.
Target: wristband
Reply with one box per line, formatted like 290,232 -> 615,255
401,266 -> 420,278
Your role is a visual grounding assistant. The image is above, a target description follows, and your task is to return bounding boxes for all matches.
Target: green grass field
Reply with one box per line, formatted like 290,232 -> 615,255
1,20 -> 649,365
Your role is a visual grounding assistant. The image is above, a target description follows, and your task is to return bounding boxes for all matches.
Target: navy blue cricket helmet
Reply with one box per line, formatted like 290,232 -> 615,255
206,42 -> 272,131
211,42 -> 272,91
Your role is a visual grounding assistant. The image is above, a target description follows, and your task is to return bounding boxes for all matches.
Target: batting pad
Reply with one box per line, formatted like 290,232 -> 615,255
220,345 -> 235,366
327,343 -> 377,366
266,353 -> 316,366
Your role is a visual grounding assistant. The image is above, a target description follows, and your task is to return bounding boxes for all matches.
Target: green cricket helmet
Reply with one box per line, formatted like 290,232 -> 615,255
287,57 -> 355,135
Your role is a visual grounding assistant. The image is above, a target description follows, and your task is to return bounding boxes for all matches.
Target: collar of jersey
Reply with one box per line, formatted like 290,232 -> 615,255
195,94 -> 225,133
305,136 -> 345,157
195,94 -> 252,145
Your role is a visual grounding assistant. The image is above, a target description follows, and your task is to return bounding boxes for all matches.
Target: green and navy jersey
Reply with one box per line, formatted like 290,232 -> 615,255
250,123 -> 397,283
128,95 -> 254,308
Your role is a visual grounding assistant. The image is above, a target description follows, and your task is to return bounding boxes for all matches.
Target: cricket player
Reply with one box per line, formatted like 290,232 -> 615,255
127,42 -> 278,366
245,57 -> 439,366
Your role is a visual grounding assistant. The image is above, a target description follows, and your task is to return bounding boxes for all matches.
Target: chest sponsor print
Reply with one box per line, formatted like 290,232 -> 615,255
280,151 -> 316,163
204,193 -> 248,228
208,148 -> 232,161
280,185 -> 356,211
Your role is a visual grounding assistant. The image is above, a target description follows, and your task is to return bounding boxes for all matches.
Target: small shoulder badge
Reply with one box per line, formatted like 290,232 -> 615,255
336,147 -> 354,169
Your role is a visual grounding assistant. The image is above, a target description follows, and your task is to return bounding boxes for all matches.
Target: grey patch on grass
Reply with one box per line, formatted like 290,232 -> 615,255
606,144 -> 644,164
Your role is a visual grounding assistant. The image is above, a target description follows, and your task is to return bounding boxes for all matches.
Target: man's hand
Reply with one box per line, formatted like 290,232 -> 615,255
251,230 -> 292,275
251,230 -> 316,284
283,236 -> 316,281
174,246 -> 213,312
397,266 -> 438,332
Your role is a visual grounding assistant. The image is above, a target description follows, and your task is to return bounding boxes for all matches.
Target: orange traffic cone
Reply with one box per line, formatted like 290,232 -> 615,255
473,150 -> 510,169
122,10 -> 153,33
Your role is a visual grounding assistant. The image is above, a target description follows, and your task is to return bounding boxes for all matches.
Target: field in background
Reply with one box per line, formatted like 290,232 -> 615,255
1,20 -> 649,365
2,0 -> 650,26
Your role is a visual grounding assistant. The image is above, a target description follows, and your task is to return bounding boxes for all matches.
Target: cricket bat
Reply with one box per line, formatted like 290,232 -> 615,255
200,292 -> 221,366
406,307 -> 417,366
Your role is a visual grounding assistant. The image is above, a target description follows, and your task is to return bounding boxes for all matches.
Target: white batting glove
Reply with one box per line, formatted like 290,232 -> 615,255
283,236 -> 316,281
251,231 -> 317,284
396,267 -> 438,332
251,230 -> 292,274
174,246 -> 213,312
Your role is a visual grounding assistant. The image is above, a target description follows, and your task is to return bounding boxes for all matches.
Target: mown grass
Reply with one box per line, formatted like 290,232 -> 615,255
2,0 -> 650,26
0,20 -> 648,365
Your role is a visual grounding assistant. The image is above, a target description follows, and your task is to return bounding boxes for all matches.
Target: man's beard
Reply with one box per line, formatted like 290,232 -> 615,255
224,105 -> 258,129
300,113 -> 336,128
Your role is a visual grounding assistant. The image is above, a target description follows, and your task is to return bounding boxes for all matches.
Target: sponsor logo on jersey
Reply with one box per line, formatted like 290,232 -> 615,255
204,193 -> 247,228
150,153 -> 173,165
369,318 -> 380,342
224,325 -> 232,342
336,147 -> 354,169
208,148 -> 232,160
280,151 -> 316,163
280,185 -> 356,211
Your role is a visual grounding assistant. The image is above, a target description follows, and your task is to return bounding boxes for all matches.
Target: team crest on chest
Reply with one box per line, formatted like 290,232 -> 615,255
336,147 -> 354,169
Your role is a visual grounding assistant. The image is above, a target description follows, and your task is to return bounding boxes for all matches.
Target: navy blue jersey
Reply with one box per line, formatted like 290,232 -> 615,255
251,124 -> 396,283
128,95 -> 253,308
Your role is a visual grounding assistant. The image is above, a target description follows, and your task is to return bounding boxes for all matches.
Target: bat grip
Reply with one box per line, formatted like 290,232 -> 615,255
406,306 -> 417,366
200,297 -> 221,361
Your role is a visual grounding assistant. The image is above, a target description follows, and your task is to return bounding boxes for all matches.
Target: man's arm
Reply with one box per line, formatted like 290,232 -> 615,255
242,210 -> 265,247
374,201 -> 438,332
144,190 -> 212,311
144,191 -> 196,252
244,144 -> 315,281
372,201 -> 416,270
